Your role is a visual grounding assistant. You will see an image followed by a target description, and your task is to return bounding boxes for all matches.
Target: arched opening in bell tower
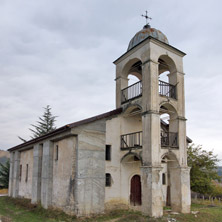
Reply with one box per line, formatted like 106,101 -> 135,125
158,55 -> 177,99
121,105 -> 142,150
160,103 -> 178,148
121,59 -> 142,104
128,74 -> 140,87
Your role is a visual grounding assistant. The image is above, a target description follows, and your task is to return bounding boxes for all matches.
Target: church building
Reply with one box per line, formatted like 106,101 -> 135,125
8,21 -> 191,218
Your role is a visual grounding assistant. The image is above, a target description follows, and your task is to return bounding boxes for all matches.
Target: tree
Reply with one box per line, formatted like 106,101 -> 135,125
211,181 -> 222,198
187,144 -> 220,195
30,105 -> 57,138
0,160 -> 10,188
19,105 -> 57,141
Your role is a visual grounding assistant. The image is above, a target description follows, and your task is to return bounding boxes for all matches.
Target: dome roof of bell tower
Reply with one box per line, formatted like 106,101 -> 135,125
127,25 -> 169,51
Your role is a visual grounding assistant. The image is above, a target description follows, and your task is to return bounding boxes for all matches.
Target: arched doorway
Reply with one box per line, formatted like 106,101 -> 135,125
130,175 -> 141,206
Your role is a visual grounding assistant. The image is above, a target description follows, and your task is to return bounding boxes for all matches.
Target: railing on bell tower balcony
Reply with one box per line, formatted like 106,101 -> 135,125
121,131 -> 142,150
161,132 -> 178,148
121,80 -> 176,104
120,131 -> 178,150
121,81 -> 142,104
159,80 -> 177,99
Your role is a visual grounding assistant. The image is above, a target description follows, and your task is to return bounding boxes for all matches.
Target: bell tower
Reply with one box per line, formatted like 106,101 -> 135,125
113,20 -> 191,217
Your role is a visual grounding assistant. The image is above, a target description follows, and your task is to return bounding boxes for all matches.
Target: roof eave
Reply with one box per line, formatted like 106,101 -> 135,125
113,36 -> 186,64
8,125 -> 71,152
8,108 -> 123,152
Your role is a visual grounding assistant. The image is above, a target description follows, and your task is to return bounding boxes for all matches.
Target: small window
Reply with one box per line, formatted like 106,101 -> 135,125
19,165 -> 22,182
55,145 -> 59,161
162,173 -> 166,185
25,164 -> 29,182
105,145 -> 111,161
105,173 -> 111,187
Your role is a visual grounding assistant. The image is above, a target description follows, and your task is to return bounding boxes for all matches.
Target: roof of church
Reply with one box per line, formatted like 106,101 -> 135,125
127,24 -> 169,51
8,108 -> 123,152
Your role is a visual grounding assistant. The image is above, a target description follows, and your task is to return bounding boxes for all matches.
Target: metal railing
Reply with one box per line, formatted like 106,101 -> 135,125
161,132 -> 178,148
159,80 -> 177,99
121,131 -> 142,150
120,131 -> 178,150
121,80 -> 176,104
121,81 -> 142,104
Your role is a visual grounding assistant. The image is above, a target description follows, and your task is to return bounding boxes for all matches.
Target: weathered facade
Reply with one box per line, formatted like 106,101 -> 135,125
8,24 -> 191,217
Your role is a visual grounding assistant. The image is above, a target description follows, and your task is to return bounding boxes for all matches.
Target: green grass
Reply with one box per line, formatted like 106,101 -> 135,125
1,196 -> 222,222
0,197 -> 76,222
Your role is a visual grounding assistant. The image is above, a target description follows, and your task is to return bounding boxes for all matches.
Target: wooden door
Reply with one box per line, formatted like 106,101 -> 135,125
130,175 -> 142,206
166,185 -> 171,206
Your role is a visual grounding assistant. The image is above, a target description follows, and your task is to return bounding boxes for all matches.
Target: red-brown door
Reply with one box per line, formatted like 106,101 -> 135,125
130,175 -> 142,206
166,185 -> 171,206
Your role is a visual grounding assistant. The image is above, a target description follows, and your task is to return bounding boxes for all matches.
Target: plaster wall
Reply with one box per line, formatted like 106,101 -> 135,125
18,149 -> 33,198
71,119 -> 106,216
12,151 -> 20,197
105,114 -> 142,209
52,136 -> 76,213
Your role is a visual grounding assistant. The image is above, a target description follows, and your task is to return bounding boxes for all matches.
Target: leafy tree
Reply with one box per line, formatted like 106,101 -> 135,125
0,160 -> 10,188
211,181 -> 222,198
187,144 -> 220,195
18,105 -> 57,141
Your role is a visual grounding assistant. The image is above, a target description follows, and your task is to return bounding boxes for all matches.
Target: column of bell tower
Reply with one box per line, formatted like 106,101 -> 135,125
141,58 -> 163,217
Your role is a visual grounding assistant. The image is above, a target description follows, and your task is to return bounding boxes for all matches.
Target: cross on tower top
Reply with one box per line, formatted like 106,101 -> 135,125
141,11 -> 152,25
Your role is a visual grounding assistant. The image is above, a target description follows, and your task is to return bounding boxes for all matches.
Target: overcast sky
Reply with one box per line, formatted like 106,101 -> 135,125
0,0 -> 221,162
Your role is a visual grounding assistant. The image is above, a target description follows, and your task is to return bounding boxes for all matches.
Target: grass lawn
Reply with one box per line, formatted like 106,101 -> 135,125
0,196 -> 222,222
